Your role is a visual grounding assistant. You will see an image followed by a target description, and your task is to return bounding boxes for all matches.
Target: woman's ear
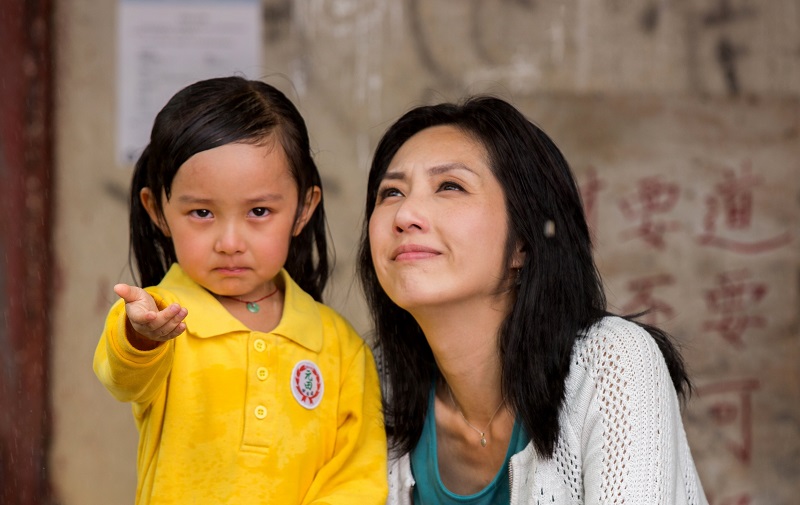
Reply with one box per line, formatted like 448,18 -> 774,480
511,241 -> 526,270
140,187 -> 170,236
293,186 -> 322,236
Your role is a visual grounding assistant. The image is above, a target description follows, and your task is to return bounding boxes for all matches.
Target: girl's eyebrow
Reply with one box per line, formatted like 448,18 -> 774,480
175,195 -> 213,205
245,194 -> 285,204
176,194 -> 285,204
382,162 -> 477,181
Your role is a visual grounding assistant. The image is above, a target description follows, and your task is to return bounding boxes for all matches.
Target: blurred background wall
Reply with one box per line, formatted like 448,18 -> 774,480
1,0 -> 798,504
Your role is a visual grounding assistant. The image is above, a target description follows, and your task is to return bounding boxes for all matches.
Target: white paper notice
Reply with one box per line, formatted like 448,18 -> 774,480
117,0 -> 262,165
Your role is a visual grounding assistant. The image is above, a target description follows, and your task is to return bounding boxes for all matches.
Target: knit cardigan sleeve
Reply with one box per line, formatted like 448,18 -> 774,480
565,316 -> 706,505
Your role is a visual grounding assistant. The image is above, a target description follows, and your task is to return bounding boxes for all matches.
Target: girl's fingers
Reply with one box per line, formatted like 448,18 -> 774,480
127,307 -> 157,327
113,283 -> 130,299
115,283 -> 145,304
145,304 -> 188,341
126,298 -> 187,342
163,322 -> 187,341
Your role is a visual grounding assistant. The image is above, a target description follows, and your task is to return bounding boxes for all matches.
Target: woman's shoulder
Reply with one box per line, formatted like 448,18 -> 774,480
564,316 -> 681,431
572,316 -> 668,377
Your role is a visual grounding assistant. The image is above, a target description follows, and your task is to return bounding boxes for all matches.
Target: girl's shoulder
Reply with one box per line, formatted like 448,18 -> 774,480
145,280 -> 205,311
314,301 -> 358,334
146,263 -> 205,307
312,301 -> 371,353
281,270 -> 362,343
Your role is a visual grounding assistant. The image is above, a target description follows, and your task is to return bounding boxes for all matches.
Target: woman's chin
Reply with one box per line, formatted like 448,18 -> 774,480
386,291 -> 452,316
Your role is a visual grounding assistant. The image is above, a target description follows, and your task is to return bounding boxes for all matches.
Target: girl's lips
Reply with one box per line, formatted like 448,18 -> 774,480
216,266 -> 248,274
392,244 -> 440,261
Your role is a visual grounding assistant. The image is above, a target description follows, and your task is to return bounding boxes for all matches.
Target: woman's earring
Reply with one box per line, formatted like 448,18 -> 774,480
544,219 -> 556,238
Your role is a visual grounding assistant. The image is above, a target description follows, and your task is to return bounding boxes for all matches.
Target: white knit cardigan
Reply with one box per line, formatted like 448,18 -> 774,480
385,316 -> 708,505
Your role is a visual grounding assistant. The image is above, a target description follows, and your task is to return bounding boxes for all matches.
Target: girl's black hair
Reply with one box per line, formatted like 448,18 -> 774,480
129,76 -> 329,300
357,96 -> 690,457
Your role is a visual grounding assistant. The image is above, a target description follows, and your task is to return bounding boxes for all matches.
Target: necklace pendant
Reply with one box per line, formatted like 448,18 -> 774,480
246,302 -> 260,313
480,434 -> 487,447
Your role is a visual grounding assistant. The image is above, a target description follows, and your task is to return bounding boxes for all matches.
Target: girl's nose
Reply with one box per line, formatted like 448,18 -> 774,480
393,195 -> 428,235
214,222 -> 246,254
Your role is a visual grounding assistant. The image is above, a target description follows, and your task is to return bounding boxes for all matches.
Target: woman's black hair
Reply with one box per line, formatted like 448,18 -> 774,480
357,96 -> 690,457
128,76 -> 329,300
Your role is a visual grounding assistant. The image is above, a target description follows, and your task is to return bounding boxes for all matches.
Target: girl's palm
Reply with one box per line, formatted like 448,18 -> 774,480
114,283 -> 188,343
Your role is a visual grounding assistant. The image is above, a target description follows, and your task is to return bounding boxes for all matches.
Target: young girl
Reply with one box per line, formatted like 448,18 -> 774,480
94,76 -> 387,505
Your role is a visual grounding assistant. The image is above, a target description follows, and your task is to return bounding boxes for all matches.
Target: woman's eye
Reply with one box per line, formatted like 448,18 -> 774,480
377,187 -> 403,201
250,207 -> 270,217
439,181 -> 464,192
191,209 -> 212,218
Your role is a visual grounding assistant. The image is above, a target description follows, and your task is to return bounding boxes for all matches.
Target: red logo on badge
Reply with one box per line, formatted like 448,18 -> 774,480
291,360 -> 324,409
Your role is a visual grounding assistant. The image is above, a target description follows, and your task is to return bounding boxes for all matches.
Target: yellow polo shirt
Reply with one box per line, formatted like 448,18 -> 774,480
94,264 -> 387,505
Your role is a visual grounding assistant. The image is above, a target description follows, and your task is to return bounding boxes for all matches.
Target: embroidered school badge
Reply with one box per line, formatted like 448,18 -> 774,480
291,360 -> 324,409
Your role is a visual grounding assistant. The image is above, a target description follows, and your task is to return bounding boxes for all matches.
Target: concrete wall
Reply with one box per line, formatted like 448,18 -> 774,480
51,1 -> 799,504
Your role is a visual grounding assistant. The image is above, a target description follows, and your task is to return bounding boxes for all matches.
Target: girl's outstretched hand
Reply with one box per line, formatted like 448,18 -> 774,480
114,283 -> 188,346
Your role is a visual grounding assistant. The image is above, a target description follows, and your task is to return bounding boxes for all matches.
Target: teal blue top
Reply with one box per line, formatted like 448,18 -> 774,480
410,385 -> 528,505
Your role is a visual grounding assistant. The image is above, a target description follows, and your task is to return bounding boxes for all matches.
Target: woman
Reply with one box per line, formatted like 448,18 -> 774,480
358,96 -> 707,504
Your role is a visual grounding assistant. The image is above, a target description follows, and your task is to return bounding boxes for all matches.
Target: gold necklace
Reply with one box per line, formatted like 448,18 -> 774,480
446,385 -> 506,447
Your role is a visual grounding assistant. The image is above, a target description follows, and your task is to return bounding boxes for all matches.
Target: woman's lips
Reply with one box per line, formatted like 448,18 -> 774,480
392,244 -> 440,261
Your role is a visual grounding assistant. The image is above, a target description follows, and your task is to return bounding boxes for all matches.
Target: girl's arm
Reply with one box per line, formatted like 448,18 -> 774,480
579,319 -> 707,504
303,338 -> 388,505
92,285 -> 185,406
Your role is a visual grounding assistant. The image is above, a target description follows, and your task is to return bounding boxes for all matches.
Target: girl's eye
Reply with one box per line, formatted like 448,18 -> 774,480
439,181 -> 464,192
250,207 -> 270,217
191,209 -> 212,218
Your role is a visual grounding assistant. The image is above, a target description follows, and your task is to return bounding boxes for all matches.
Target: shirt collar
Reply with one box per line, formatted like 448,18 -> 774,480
160,264 -> 323,352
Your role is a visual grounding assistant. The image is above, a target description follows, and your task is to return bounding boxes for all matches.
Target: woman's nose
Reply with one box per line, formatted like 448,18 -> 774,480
393,195 -> 428,234
214,222 -> 246,254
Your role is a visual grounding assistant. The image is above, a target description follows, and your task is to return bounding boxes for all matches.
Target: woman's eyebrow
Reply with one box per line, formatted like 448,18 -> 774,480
427,162 -> 477,176
381,171 -> 405,181
382,162 -> 477,181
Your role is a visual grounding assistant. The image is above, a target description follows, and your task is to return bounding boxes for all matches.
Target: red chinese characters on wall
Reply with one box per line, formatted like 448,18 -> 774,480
697,162 -> 791,254
618,176 -> 681,249
695,378 -> 761,505
702,269 -> 767,348
620,273 -> 676,325
609,161 -> 792,254
576,160 -> 781,504
696,378 -> 760,465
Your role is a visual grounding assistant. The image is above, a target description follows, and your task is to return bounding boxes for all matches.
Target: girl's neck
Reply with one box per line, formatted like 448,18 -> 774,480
214,288 -> 285,334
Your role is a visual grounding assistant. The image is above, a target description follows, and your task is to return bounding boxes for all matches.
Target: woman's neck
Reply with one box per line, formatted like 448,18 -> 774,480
413,298 -> 509,421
